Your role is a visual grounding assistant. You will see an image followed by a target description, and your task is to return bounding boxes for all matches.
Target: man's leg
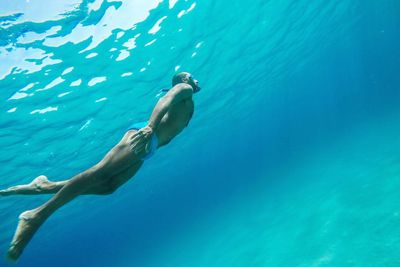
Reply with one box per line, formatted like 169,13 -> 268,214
1,128 -> 147,197
0,176 -> 67,196
6,130 -> 144,261
7,160 -> 143,261
0,159 -> 142,196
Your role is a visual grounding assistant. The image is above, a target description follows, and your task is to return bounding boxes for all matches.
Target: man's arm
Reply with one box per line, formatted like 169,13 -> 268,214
129,83 -> 193,155
148,83 -> 193,131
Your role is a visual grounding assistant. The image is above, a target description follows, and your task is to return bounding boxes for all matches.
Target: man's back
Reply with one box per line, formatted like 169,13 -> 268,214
156,89 -> 194,147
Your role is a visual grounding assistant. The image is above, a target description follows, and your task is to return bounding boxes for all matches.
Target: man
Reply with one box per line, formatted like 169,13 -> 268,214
0,72 -> 201,261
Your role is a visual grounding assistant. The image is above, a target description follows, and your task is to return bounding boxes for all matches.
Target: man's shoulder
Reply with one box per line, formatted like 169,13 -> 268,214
164,83 -> 194,100
172,83 -> 194,92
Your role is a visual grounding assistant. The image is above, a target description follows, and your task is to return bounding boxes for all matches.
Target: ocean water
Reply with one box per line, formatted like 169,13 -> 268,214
0,0 -> 399,266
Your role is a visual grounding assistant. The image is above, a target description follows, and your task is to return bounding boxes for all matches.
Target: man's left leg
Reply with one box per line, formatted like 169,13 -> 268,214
0,176 -> 67,196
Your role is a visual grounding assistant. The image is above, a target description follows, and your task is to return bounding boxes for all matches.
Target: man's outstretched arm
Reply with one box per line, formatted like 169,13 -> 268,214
148,83 -> 193,131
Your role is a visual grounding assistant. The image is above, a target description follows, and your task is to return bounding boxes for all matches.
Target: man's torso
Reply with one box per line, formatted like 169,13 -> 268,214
156,98 -> 194,147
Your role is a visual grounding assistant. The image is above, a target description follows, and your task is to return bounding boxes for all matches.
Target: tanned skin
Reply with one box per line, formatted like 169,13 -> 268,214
0,72 -> 200,261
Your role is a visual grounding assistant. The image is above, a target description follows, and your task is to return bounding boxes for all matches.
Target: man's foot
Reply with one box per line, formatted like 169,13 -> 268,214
0,175 -> 51,196
7,209 -> 43,261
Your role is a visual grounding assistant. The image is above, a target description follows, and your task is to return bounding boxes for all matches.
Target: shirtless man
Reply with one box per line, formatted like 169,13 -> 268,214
0,72 -> 201,261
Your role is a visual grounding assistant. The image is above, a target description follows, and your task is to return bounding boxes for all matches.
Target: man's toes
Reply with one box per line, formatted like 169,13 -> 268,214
6,246 -> 20,262
0,189 -> 12,196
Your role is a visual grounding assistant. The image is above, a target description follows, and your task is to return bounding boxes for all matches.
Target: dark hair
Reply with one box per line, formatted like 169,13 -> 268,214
172,72 -> 189,86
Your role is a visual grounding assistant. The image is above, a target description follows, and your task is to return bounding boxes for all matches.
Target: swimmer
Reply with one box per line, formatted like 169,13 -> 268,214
0,72 -> 201,261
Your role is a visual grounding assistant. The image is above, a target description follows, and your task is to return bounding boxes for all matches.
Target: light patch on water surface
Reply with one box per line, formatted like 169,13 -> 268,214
88,76 -> 107,86
148,16 -> 167,34
37,77 -> 65,91
116,31 -> 125,39
116,50 -> 130,61
7,107 -> 17,113
45,0 -> 162,53
1,0 -> 163,78
88,0 -> 102,12
44,23 -> 99,50
79,118 -> 93,131
140,67 -> 146,72
177,3 -> 196,18
8,92 -> 28,100
58,91 -> 71,98
20,83 -> 36,92
145,39 -> 157,47
95,97 -> 107,103
0,48 -> 45,78
17,26 -> 61,45
85,53 -> 98,59
8,82 -> 37,100
187,3 -> 196,13
30,106 -> 58,114
169,0 -> 178,9
122,39 -> 136,50
36,55 -> 62,71
123,35 -> 139,50
70,79 -> 82,87
195,42 -> 203,48
61,67 -> 74,75
121,72 -> 133,77
191,52 -> 197,57
175,65 -> 181,71
2,1 -> 81,23
177,11 -> 185,18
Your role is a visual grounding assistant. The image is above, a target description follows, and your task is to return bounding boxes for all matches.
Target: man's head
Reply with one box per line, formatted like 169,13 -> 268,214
172,72 -> 201,93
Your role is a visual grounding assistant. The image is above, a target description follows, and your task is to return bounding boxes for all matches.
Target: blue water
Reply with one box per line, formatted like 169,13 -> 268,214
1,0 -> 400,266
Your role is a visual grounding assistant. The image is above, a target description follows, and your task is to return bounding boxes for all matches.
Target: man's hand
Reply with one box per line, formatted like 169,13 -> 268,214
129,126 -> 153,156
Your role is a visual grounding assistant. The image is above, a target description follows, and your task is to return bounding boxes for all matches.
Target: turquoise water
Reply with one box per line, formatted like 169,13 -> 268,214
1,0 -> 400,266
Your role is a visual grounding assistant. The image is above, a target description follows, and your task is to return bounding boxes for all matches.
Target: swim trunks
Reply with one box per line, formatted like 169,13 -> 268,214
127,121 -> 158,160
